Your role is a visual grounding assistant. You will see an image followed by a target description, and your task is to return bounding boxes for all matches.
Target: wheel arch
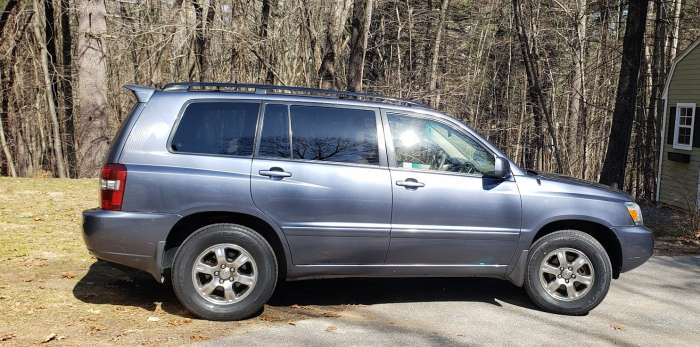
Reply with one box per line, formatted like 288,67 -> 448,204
163,211 -> 289,281
531,219 -> 623,279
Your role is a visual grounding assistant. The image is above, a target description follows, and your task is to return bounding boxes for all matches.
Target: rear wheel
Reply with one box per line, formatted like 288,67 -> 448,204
524,230 -> 612,315
171,223 -> 277,320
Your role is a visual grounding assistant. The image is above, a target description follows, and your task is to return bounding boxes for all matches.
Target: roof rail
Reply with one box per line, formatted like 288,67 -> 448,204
161,82 -> 426,108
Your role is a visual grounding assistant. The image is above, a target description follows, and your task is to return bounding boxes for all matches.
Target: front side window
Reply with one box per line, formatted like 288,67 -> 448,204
290,105 -> 379,165
171,102 -> 259,156
674,103 -> 696,150
387,113 -> 494,176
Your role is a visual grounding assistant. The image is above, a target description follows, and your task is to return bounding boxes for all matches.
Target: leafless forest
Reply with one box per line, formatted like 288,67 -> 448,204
0,0 -> 698,200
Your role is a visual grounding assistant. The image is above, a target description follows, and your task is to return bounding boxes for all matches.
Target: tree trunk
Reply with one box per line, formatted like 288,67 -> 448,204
318,24 -> 339,89
427,0 -> 449,108
512,0 -> 565,172
568,0 -> 587,176
76,0 -> 110,177
0,0 -> 21,176
648,0 -> 666,199
669,0 -> 682,61
347,0 -> 373,92
59,0 -> 76,177
317,2 -> 348,90
599,0 -> 649,188
260,0 -> 275,84
0,68 -> 17,177
33,0 -> 67,178
191,0 -> 216,81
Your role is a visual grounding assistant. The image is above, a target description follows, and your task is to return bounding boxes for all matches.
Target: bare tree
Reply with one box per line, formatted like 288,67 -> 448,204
347,0 -> 373,92
599,0 -> 649,188
427,0 -> 449,108
512,0 -> 565,172
76,0 -> 110,177
191,0 -> 217,81
59,0 -> 76,177
669,0 -> 682,61
259,0 -> 276,84
0,0 -> 20,177
33,0 -> 67,177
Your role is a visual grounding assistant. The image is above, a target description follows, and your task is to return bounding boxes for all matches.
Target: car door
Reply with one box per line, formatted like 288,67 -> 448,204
383,111 -> 522,266
251,103 -> 392,265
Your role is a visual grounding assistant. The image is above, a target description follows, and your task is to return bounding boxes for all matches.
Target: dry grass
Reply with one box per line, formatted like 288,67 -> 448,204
0,178 -> 342,346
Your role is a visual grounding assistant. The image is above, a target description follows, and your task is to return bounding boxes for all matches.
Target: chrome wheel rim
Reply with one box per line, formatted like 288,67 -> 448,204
539,247 -> 594,302
191,243 -> 257,305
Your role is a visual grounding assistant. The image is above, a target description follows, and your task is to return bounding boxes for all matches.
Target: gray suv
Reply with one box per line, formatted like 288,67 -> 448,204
83,83 -> 653,320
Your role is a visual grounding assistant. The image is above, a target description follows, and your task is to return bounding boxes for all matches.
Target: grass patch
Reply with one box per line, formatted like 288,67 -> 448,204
0,178 -> 335,346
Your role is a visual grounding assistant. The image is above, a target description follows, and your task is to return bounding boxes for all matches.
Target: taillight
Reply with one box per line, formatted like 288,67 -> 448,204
100,163 -> 127,210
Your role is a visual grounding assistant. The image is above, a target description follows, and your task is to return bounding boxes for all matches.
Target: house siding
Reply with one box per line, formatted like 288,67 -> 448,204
660,44 -> 700,208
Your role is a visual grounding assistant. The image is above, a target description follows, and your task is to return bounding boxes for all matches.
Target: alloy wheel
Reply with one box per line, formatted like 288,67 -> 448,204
191,243 -> 258,305
539,247 -> 595,301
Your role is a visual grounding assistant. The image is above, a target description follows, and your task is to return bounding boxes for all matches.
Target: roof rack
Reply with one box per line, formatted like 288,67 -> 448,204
161,82 -> 426,108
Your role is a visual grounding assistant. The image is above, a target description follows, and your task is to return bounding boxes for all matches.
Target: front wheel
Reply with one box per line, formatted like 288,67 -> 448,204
524,230 -> 612,315
171,223 -> 278,321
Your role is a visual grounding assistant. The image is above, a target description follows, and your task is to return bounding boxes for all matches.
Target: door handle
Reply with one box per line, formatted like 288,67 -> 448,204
396,179 -> 425,189
259,168 -> 292,178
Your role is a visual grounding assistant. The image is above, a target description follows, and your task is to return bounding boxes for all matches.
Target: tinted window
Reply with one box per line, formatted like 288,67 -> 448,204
171,102 -> 259,156
290,105 -> 379,165
387,113 -> 494,175
259,104 -> 291,158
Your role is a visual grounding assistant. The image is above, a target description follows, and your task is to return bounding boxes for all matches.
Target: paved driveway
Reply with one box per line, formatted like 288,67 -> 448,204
195,256 -> 700,346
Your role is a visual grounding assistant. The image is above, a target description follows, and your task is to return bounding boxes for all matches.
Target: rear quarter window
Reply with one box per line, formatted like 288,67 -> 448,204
170,102 -> 259,156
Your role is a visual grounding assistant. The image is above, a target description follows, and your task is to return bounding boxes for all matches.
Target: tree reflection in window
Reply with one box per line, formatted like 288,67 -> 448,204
290,105 -> 379,165
259,104 -> 291,158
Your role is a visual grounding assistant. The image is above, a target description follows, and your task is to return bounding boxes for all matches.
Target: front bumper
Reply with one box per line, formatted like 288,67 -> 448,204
613,225 -> 654,273
82,208 -> 180,280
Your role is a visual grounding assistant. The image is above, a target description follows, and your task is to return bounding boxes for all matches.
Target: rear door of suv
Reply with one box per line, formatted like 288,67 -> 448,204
250,102 -> 392,265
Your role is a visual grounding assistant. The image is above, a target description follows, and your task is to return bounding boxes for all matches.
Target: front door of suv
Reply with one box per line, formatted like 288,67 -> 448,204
251,103 -> 392,265
383,111 -> 522,268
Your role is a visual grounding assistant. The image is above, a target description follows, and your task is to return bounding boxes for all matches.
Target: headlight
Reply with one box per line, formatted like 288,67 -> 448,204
625,202 -> 643,225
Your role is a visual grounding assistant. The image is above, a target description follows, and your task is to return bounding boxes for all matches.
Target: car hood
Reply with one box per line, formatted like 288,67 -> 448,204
533,172 -> 633,202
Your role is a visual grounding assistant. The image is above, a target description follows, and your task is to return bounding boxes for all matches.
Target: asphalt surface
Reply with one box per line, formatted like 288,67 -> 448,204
194,256 -> 700,346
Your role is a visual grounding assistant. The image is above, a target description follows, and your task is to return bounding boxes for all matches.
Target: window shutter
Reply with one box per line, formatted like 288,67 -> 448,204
667,107 -> 676,145
695,107 -> 700,148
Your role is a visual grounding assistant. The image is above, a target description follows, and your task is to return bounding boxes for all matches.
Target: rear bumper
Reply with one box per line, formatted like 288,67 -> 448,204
82,208 -> 180,280
613,225 -> 654,273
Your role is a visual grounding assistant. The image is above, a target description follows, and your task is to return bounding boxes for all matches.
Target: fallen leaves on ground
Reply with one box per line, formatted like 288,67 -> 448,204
190,334 -> 209,342
0,333 -> 16,341
40,333 -> 66,343
168,318 -> 192,326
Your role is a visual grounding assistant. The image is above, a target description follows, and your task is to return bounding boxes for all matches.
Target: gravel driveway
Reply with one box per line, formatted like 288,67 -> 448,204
194,256 -> 700,346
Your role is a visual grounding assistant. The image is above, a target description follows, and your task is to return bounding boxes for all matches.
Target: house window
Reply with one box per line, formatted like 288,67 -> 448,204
673,103 -> 696,150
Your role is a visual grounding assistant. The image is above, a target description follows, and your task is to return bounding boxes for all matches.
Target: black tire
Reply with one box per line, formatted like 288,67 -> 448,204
524,230 -> 612,315
171,223 -> 278,321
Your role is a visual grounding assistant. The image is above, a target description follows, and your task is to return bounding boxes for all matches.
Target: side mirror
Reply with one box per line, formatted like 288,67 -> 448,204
488,157 -> 510,179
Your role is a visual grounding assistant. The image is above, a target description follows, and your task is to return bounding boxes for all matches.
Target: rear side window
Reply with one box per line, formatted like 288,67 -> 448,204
171,102 -> 259,156
290,105 -> 379,165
